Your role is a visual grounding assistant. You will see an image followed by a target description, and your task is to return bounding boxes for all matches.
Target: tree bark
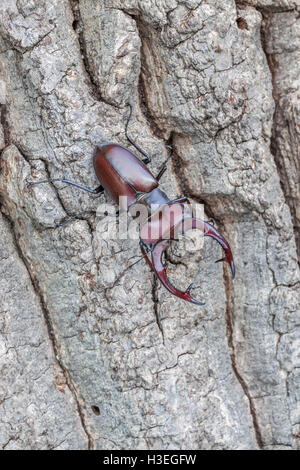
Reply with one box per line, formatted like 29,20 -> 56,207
0,0 -> 299,450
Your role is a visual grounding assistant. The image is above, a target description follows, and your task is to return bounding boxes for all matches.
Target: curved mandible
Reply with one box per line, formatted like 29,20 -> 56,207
163,202 -> 235,280
140,240 -> 205,306
176,217 -> 235,279
140,215 -> 235,305
197,219 -> 235,279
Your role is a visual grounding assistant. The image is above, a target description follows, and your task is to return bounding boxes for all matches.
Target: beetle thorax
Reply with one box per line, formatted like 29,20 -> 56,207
137,187 -> 170,215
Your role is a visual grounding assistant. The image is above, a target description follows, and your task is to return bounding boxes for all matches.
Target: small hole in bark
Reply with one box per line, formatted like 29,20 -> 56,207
72,20 -> 79,30
91,405 -> 100,415
237,17 -> 248,30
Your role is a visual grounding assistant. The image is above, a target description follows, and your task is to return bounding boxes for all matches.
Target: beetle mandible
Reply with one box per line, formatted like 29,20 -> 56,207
28,104 -> 235,305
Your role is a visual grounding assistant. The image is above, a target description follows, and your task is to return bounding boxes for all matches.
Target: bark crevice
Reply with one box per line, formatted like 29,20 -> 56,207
261,13 -> 299,262
0,209 -> 94,450
223,264 -> 263,448
69,0 -> 113,106
170,141 -> 263,448
238,2 -> 300,262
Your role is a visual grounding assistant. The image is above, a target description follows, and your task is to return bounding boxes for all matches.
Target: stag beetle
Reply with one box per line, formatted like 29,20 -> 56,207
28,104 -> 235,305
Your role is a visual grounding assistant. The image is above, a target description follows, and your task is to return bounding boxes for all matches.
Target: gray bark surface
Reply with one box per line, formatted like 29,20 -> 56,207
0,0 -> 299,450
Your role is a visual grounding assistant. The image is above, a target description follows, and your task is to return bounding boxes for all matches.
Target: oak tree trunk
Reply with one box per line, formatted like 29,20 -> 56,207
0,0 -> 299,450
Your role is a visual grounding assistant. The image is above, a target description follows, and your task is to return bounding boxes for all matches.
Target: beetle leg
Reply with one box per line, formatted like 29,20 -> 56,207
156,162 -> 168,182
156,145 -> 173,181
139,240 -> 154,270
125,103 -> 152,164
27,178 -> 104,195
55,210 -> 95,227
140,239 -> 205,306
166,197 -> 195,218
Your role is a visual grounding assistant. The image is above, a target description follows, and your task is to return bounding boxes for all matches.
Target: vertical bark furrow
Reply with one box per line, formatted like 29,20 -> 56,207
260,9 -> 300,262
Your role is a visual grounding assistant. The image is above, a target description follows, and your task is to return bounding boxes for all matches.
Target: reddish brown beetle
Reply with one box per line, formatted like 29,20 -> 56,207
28,104 -> 235,305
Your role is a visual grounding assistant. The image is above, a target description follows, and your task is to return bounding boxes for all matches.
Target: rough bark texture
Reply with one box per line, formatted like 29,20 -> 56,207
0,0 -> 299,450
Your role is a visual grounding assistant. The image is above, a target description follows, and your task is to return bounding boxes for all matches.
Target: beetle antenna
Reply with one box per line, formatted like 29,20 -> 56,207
55,210 -> 95,227
112,250 -> 150,286
125,103 -> 152,164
